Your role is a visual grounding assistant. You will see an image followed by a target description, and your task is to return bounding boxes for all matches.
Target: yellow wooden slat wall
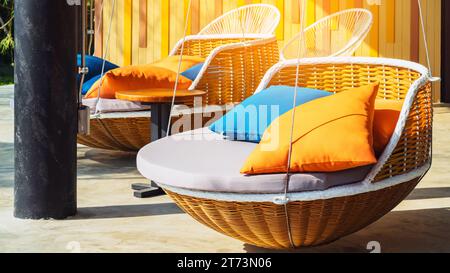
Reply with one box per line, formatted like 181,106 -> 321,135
98,0 -> 442,101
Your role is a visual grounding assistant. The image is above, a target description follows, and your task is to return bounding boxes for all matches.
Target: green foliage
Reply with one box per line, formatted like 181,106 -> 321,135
0,0 -> 14,59
0,75 -> 13,85
0,33 -> 13,55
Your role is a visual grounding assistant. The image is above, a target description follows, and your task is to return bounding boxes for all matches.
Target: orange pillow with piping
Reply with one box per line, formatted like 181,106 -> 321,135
241,84 -> 379,174
152,55 -> 205,73
373,99 -> 403,155
84,65 -> 193,99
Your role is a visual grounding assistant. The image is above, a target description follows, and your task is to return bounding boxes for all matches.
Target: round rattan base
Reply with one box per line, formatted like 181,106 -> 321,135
165,178 -> 420,249
77,117 -> 150,152
77,113 -> 217,152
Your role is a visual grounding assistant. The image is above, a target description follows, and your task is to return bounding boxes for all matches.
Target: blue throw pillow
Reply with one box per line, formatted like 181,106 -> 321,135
81,74 -> 102,95
209,85 -> 332,142
77,55 -> 119,82
181,63 -> 204,81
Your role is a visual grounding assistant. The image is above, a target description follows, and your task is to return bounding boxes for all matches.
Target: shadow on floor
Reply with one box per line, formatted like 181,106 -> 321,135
243,207 -> 450,253
79,148 -> 137,166
72,203 -> 184,220
406,187 -> 450,200
77,148 -> 141,178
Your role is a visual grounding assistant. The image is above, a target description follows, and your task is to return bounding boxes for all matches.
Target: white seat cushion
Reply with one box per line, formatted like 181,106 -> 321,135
83,98 -> 151,114
137,128 -> 372,194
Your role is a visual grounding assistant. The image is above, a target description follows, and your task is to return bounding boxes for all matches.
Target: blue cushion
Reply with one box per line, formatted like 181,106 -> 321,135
81,74 -> 102,95
77,55 -> 119,82
209,85 -> 332,142
181,63 -> 204,81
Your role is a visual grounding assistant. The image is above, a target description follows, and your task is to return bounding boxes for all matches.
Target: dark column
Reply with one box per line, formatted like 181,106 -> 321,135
14,0 -> 78,219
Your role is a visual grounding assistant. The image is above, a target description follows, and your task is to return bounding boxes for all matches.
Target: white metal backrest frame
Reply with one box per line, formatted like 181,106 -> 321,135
281,8 -> 373,60
198,3 -> 281,36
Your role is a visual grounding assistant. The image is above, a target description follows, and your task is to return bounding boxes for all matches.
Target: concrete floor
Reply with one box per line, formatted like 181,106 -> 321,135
0,84 -> 449,253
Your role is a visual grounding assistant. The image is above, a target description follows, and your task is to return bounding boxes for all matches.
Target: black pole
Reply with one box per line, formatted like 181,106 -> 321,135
14,0 -> 78,219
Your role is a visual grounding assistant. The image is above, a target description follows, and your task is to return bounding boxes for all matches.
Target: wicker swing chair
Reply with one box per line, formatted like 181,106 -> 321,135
77,4 -> 281,151
281,8 -> 373,60
137,57 -> 433,249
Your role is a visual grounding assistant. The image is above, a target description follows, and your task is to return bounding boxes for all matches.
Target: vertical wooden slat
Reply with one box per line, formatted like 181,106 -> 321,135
139,0 -> 147,48
275,0 -> 284,40
124,0 -> 132,66
292,0 -> 301,24
238,0 -> 249,6
132,0 -> 139,64
147,0 -> 156,62
306,0 -> 315,26
199,0 -> 211,31
322,0 -> 330,15
410,0 -> 419,62
191,0 -> 200,34
343,0 -> 355,9
355,0 -> 363,8
441,0 -> 449,102
184,0 -> 192,35
102,0 -> 110,60
394,0 -> 407,60
316,0 -> 329,54
432,0 -> 441,102
215,0 -> 223,18
94,0 -> 103,57
386,0 -> 396,43
161,0 -> 170,57
368,3 -> 379,57
330,0 -> 339,29
112,0 -> 119,64
330,0 -> 339,13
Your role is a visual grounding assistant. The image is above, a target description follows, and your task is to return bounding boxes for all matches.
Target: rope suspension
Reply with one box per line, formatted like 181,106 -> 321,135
417,0 -> 440,82
278,0 -> 308,249
89,0 -> 104,55
166,0 -> 193,136
415,0 -> 436,188
94,0 -> 116,116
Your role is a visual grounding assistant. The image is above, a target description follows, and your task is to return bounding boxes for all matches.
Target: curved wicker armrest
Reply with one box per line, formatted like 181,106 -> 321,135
189,36 -> 280,105
373,81 -> 432,182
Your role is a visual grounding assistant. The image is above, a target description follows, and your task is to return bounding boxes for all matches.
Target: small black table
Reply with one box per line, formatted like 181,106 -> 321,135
116,89 -> 206,198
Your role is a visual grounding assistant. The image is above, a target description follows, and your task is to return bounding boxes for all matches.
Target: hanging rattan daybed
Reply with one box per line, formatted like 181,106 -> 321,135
137,57 -> 433,249
77,4 -> 281,151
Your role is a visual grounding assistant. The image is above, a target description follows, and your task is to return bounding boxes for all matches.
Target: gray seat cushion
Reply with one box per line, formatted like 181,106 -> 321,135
137,128 -> 372,194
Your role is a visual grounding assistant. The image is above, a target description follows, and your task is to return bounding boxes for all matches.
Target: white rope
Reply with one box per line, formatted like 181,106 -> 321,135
89,0 -> 104,55
416,0 -> 435,184
94,0 -> 116,116
417,0 -> 440,82
166,0 -> 192,136
279,0 -> 307,249
78,0 -> 88,105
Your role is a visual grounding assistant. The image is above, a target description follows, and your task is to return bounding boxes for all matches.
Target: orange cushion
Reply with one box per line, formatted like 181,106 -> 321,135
373,99 -> 403,155
84,65 -> 193,99
152,55 -> 205,73
241,84 -> 379,174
